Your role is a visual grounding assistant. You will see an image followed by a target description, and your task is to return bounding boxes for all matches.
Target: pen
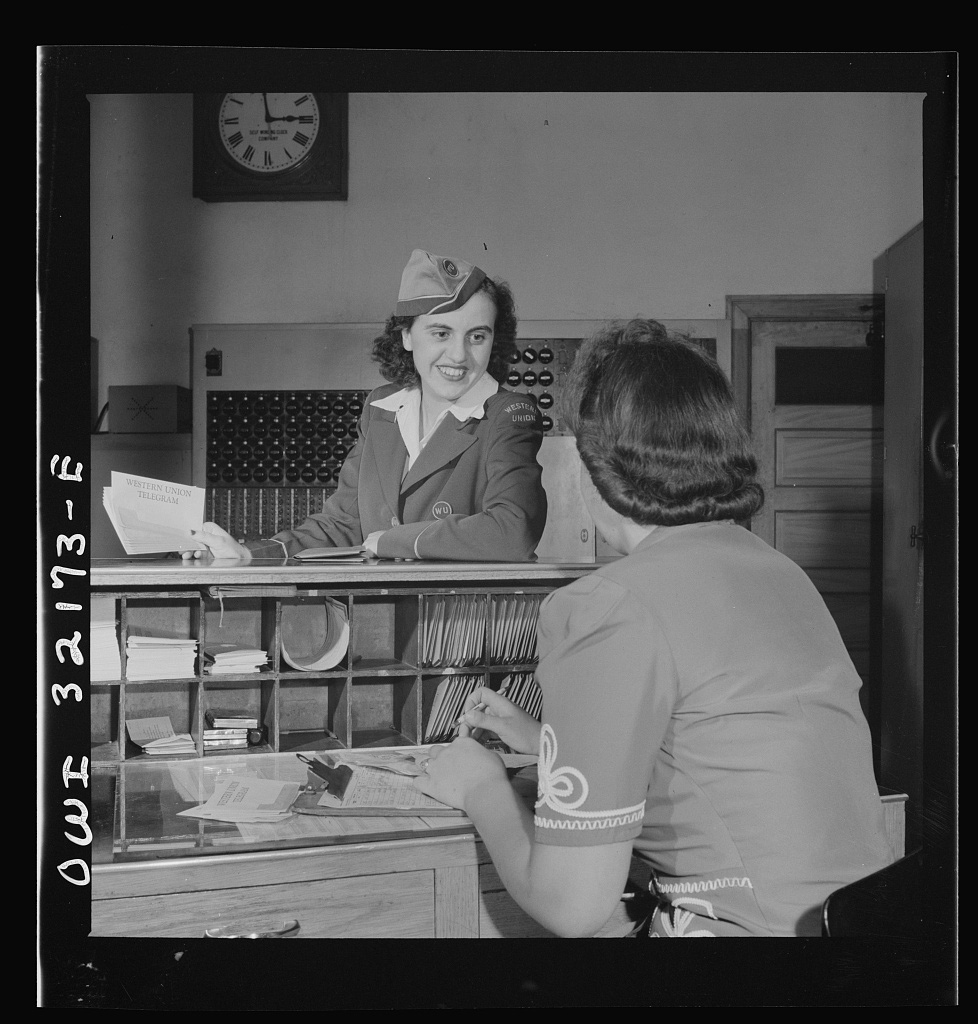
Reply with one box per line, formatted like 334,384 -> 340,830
457,701 -> 487,725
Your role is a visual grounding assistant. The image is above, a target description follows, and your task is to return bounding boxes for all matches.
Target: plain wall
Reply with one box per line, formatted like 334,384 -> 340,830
89,91 -> 923,409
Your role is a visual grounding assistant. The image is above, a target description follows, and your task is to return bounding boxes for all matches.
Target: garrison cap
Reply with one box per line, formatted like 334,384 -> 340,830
395,249 -> 488,317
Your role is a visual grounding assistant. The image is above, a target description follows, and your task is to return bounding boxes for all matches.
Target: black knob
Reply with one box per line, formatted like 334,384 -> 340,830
538,347 -> 554,364
522,347 -> 537,364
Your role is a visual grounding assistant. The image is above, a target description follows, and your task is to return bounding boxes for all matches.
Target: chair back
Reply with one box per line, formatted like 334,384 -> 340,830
821,848 -> 924,937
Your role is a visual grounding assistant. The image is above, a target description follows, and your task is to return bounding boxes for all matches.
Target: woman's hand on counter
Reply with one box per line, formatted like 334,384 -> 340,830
181,522 -> 253,562
362,530 -> 385,557
458,686 -> 542,755
413,738 -> 510,812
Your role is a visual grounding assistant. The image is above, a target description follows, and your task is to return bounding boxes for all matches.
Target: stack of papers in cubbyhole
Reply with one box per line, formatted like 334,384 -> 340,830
499,672 -> 543,720
424,674 -> 484,743
421,595 -> 486,667
90,596 -> 122,681
126,716 -> 196,756
203,642 -> 268,675
125,631 -> 198,680
487,594 -> 544,665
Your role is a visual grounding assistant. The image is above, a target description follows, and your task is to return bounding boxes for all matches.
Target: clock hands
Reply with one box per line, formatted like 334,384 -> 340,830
261,93 -> 302,124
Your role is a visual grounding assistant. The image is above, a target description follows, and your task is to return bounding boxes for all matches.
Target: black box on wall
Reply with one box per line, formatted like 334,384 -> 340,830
108,385 -> 192,433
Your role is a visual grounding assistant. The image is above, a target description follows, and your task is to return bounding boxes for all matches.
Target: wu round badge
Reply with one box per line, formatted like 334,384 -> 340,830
432,501 -> 453,519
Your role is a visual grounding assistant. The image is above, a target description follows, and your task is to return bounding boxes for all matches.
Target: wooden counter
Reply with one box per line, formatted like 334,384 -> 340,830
89,756 -> 640,939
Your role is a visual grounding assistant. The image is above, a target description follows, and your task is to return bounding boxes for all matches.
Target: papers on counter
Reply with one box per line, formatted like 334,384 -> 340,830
102,472 -> 207,555
176,776 -> 301,823
292,546 -> 368,562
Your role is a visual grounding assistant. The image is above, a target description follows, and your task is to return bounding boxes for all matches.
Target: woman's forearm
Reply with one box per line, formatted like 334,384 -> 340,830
465,778 -> 630,937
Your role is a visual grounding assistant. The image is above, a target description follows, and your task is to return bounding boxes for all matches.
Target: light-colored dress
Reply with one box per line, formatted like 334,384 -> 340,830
533,521 -> 891,937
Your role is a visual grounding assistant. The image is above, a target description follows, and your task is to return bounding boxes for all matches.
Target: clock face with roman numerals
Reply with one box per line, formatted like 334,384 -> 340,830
218,93 -> 322,174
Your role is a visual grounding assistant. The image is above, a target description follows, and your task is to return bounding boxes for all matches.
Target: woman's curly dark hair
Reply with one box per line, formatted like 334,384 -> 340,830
562,319 -> 764,526
371,276 -> 520,387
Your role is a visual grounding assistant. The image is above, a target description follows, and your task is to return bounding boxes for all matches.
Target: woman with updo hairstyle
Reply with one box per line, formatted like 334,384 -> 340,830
416,318 -> 891,938
563,317 -> 763,528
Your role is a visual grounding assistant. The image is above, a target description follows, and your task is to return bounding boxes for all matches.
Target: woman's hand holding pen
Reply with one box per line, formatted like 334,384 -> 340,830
457,686 -> 542,755
180,522 -> 253,562
412,738 -> 509,812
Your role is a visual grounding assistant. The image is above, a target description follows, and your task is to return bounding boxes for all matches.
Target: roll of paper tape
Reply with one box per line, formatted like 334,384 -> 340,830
280,597 -> 350,671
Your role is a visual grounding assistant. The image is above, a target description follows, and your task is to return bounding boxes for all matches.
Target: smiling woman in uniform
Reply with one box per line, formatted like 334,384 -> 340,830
186,249 -> 548,562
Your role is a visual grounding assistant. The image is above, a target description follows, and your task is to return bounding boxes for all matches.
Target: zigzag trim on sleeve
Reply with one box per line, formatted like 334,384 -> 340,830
533,723 -> 645,831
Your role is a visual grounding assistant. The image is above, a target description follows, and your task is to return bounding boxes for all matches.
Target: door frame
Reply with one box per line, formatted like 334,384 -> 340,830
726,294 -> 884,434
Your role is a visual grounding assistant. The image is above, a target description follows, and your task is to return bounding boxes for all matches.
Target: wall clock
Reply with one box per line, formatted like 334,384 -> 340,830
193,92 -> 348,202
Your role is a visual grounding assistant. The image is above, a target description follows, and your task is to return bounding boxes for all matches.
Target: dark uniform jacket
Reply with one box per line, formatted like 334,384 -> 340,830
247,382 -> 548,561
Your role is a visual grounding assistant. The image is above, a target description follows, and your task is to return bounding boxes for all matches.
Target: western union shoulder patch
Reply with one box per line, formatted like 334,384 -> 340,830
502,400 -> 539,425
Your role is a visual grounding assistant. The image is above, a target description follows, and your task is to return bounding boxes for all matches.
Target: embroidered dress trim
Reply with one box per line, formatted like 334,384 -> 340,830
533,724 -> 645,831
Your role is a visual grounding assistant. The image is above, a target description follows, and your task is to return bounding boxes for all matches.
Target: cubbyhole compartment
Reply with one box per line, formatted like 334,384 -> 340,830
276,676 -> 349,752
351,675 -> 420,748
122,680 -> 200,761
419,592 -> 488,669
91,682 -> 120,764
121,597 -> 201,682
201,596 -> 272,678
420,670 -> 490,745
486,592 -> 545,667
349,595 -> 420,671
277,594 -> 353,674
199,676 -> 275,757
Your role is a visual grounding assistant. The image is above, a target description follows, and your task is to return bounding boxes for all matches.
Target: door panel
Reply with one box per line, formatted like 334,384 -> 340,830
729,295 -> 883,735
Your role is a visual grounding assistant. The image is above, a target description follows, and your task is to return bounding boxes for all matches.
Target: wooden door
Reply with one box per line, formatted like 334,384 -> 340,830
876,224 -> 925,847
728,296 -> 884,742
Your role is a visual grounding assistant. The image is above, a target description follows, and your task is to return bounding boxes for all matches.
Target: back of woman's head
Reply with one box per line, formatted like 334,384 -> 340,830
562,319 -> 764,526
